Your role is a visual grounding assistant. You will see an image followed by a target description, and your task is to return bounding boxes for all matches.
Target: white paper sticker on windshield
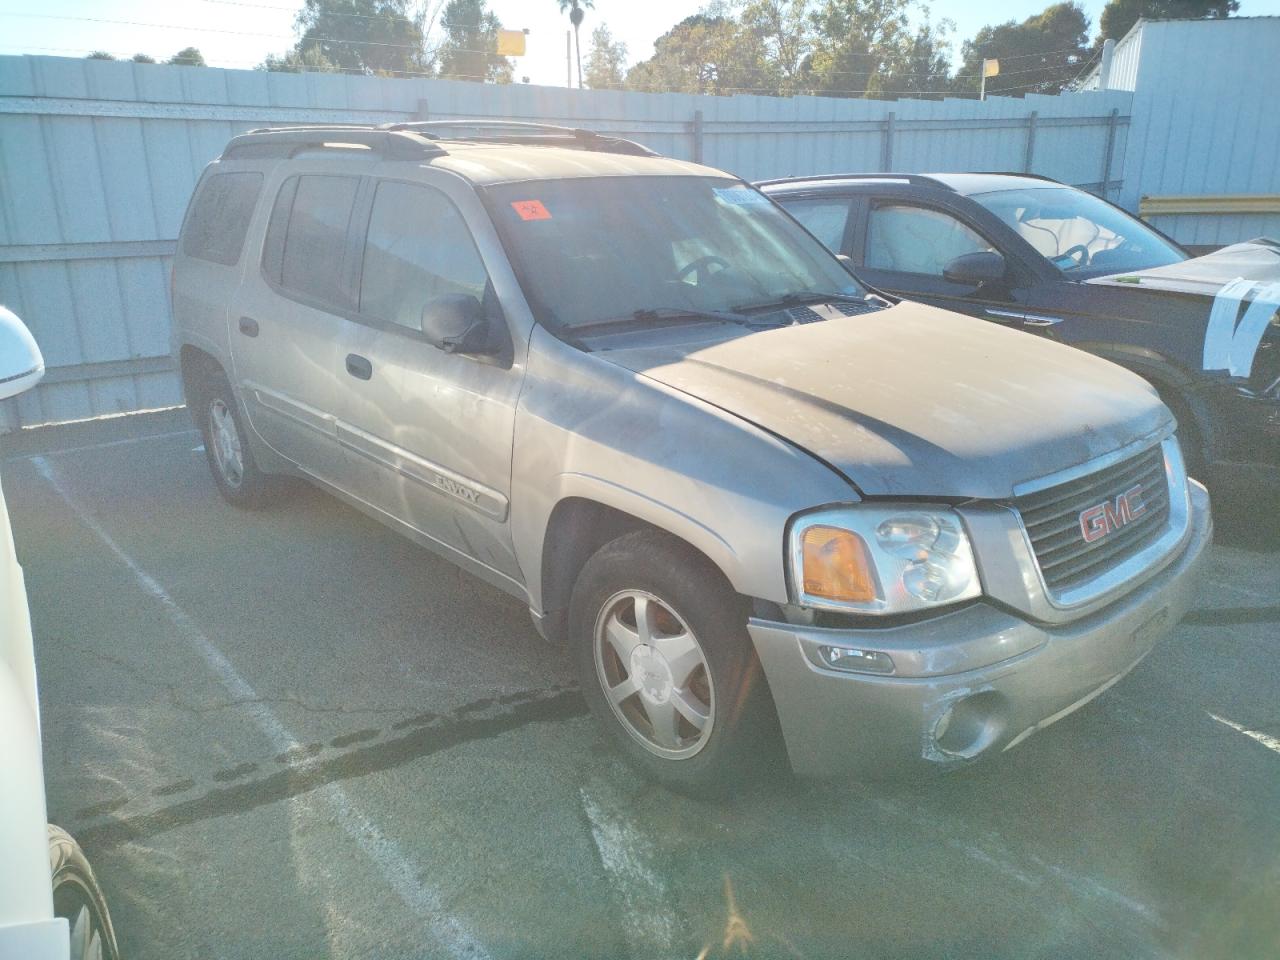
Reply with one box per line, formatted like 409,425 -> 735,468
1204,277 -> 1280,377
713,187 -> 769,206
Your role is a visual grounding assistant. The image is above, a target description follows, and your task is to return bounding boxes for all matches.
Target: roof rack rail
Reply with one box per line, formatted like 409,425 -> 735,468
755,172 -> 956,190
380,120 -> 660,157
221,126 -> 446,161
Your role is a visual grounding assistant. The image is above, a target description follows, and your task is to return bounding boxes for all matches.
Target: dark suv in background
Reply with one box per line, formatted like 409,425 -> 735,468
761,173 -> 1280,490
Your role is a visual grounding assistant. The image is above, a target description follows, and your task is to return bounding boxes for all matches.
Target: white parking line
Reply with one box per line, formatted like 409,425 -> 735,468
5,429 -> 199,462
580,784 -> 679,959
1208,712 -> 1280,755
32,455 -> 492,960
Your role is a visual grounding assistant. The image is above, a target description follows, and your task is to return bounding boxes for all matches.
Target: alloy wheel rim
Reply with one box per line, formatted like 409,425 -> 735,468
593,589 -> 715,760
208,399 -> 244,489
68,903 -> 104,960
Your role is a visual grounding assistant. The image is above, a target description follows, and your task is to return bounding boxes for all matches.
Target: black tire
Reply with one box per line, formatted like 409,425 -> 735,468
49,825 -> 120,960
569,529 -> 784,797
190,366 -> 276,508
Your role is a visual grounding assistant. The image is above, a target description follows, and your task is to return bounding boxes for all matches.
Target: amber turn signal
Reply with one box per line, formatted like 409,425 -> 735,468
800,525 -> 877,602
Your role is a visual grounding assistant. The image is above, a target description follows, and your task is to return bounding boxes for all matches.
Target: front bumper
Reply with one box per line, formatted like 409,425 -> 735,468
749,480 -> 1212,778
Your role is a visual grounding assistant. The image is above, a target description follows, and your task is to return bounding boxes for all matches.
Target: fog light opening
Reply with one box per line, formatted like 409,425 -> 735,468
817,645 -> 895,675
933,692 -> 1004,759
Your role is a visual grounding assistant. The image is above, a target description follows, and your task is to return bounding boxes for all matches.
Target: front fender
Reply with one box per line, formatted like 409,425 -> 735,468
511,328 -> 856,614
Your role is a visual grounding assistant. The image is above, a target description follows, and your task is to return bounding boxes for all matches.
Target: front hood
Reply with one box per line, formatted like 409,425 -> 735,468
1087,238 -> 1280,297
599,301 -> 1171,499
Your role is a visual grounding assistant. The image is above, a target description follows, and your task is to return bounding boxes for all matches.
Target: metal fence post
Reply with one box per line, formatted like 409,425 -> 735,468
1101,107 -> 1120,197
416,98 -> 430,121
882,110 -> 895,170
1023,111 -> 1038,172
692,109 -> 704,164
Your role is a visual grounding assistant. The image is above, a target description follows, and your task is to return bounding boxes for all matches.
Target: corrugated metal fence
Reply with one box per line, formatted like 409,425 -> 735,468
0,54 -> 1135,430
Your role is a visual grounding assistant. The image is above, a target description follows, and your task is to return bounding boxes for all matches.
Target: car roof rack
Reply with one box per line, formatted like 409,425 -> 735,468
755,172 -> 956,190
380,120 -> 660,157
221,126 -> 446,161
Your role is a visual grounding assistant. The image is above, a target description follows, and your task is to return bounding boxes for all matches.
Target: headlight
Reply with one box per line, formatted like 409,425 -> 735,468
789,505 -> 981,615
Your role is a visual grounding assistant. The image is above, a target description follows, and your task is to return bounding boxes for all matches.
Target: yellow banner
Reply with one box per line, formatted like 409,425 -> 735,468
982,58 -> 1000,78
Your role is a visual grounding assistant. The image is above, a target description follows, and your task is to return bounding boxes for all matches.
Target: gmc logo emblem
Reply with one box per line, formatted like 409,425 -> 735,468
1079,484 -> 1147,543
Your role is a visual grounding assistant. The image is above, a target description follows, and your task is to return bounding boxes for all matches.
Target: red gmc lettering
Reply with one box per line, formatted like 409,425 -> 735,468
1079,484 -> 1146,543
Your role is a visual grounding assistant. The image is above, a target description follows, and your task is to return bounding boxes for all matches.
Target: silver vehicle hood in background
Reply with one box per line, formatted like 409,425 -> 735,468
599,301 -> 1172,499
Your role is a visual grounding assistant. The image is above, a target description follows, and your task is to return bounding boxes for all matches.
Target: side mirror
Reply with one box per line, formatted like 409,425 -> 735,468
943,251 -> 1007,287
0,306 -> 44,401
419,294 -> 496,356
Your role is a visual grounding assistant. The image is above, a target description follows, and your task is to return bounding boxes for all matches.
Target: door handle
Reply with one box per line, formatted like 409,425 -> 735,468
238,316 -> 259,338
1020,313 -> 1065,328
345,353 -> 373,381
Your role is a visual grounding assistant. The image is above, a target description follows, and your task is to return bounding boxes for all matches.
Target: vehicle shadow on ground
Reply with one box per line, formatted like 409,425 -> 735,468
1203,479 -> 1280,552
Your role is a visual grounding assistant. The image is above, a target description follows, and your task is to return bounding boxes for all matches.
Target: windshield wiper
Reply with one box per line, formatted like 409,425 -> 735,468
731,291 -> 870,312
570,306 -> 764,335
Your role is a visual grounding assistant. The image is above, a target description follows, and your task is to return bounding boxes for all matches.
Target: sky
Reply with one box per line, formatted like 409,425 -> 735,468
1,0 -> 1278,89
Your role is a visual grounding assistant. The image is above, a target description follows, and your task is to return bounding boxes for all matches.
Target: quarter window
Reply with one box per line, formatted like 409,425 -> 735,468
182,172 -> 263,266
359,181 -> 490,331
865,204 -> 994,276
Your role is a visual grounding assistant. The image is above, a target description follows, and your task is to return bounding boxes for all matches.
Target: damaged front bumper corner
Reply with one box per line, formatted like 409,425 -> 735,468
748,480 -> 1212,779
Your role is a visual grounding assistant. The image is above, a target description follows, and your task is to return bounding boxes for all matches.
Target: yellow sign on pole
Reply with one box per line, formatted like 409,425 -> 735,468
982,58 -> 1000,78
496,30 -> 526,57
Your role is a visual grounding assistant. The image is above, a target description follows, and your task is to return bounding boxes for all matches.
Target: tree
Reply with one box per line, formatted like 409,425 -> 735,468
1097,0 -> 1236,45
436,0 -> 513,83
626,11 -> 771,95
960,2 -> 1090,97
558,0 -> 595,89
131,53 -> 156,64
86,51 -> 116,60
168,47 -> 207,67
283,0 -> 426,76
738,0 -> 811,95
260,47 -> 339,73
875,19 -> 956,99
583,24 -> 627,90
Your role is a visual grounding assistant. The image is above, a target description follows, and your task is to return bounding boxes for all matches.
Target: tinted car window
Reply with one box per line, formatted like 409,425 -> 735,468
182,172 -> 263,266
782,198 -> 853,252
866,204 -> 994,276
359,181 -> 489,330
276,175 -> 360,309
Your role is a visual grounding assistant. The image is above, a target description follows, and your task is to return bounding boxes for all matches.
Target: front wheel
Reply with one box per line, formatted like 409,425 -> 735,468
570,530 -> 783,796
49,825 -> 120,960
193,369 -> 276,507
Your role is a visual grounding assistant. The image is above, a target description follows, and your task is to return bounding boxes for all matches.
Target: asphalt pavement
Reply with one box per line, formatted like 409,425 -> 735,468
2,409 -> 1278,960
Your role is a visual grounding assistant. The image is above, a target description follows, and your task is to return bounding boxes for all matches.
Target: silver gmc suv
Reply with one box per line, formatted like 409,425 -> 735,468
171,122 -> 1212,794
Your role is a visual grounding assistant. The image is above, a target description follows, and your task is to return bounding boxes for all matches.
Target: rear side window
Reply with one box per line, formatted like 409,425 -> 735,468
359,181 -> 489,330
782,198 -> 853,253
263,174 -> 360,310
182,172 -> 263,266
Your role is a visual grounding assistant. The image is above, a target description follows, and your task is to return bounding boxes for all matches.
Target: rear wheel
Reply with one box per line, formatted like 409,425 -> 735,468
49,825 -> 119,960
192,368 -> 275,507
570,530 -> 783,796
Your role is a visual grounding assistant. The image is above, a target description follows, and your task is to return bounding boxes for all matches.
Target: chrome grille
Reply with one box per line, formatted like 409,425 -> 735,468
1014,445 -> 1171,594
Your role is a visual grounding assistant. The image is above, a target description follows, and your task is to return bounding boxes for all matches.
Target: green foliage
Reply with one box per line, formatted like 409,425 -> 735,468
86,51 -> 116,60
959,2 -> 1091,96
627,9 -> 773,95
168,47 -> 206,67
131,53 -> 157,64
268,0 -> 427,76
260,46 -> 339,73
584,24 -> 627,90
1097,0 -> 1237,44
436,0 -> 513,83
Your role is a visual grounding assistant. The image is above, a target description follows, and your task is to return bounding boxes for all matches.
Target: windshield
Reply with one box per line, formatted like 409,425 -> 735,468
973,186 -> 1185,279
487,176 -> 864,330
